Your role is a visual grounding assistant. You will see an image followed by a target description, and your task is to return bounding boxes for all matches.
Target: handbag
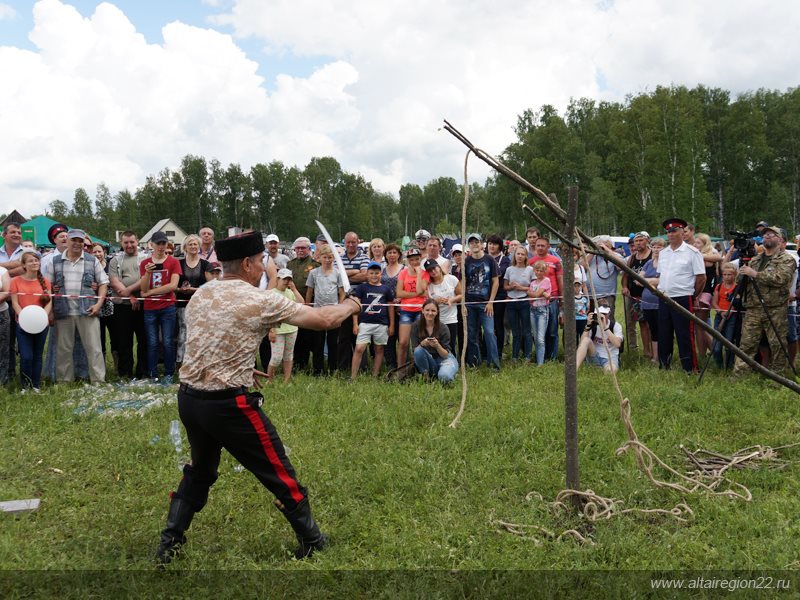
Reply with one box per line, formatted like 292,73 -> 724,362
99,298 -> 115,317
385,362 -> 418,383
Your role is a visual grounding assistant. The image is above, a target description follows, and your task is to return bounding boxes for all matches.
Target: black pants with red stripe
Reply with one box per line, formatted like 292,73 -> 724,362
657,295 -> 697,373
173,386 -> 307,513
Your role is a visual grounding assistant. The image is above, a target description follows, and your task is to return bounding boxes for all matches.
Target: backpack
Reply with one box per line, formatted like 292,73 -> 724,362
385,362 -> 418,383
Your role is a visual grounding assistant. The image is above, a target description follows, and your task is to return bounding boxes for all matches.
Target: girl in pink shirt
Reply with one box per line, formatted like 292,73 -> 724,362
528,261 -> 551,365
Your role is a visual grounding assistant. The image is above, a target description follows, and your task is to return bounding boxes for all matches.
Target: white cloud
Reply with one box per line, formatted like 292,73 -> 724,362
0,3 -> 16,20
0,0 -> 359,215
214,0 -> 800,195
2,0 -> 799,218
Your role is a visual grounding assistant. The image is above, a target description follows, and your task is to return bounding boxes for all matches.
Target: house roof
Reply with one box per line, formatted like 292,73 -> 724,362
0,210 -> 28,228
140,218 -> 189,243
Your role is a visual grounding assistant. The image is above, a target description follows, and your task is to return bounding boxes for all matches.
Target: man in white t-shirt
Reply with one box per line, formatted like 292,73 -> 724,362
265,234 -> 289,270
657,217 -> 706,372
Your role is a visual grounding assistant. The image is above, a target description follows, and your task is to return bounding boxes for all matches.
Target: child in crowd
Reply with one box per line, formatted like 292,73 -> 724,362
268,269 -> 303,383
528,260 -> 551,365
10,250 -> 52,391
711,262 -> 741,369
395,248 -> 429,367
305,245 -> 344,376
573,280 -> 589,345
350,261 -> 395,379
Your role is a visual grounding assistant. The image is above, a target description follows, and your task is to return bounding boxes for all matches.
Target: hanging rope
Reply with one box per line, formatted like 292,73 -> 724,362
448,149 -> 473,429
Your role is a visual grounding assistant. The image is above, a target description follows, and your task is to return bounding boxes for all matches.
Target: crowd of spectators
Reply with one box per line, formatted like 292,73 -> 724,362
0,217 -> 796,390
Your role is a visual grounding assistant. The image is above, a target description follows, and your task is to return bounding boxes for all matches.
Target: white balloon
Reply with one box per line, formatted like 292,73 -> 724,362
18,305 -> 49,334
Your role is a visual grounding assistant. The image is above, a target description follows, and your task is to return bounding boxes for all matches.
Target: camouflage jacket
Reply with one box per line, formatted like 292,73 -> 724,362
741,249 -> 796,308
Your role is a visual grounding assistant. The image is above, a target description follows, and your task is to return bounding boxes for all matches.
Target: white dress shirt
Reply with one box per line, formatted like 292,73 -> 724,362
657,242 -> 705,297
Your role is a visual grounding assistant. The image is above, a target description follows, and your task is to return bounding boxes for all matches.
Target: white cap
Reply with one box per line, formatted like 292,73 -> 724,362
597,306 -> 611,314
277,268 -> 293,279
266,234 -> 279,243
451,243 -> 463,254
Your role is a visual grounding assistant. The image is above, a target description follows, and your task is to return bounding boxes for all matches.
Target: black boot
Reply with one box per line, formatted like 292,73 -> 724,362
280,498 -> 328,559
155,496 -> 195,566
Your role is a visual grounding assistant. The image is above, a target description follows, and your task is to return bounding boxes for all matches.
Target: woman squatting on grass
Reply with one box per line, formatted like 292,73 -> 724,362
411,298 -> 458,383
9,249 -> 52,392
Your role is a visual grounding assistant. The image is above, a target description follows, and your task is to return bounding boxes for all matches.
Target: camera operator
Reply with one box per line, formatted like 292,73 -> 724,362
576,303 -> 623,373
733,226 -> 796,376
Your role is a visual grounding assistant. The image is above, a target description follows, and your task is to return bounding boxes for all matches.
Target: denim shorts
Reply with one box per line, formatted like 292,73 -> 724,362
587,354 -> 619,370
398,310 -> 421,325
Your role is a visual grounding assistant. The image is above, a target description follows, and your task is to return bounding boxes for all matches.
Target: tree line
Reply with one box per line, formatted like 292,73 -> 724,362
36,84 -> 800,245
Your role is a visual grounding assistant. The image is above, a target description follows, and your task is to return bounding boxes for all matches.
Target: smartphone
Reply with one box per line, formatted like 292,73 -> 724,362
151,263 -> 164,270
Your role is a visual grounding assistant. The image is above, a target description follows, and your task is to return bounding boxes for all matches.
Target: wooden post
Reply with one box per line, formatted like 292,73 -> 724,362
562,186 -> 581,511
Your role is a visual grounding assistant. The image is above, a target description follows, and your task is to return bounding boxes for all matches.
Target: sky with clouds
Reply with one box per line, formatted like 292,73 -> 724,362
1,0 -> 798,217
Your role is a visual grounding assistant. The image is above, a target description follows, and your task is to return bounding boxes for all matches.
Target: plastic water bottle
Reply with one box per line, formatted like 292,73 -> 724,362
169,420 -> 184,471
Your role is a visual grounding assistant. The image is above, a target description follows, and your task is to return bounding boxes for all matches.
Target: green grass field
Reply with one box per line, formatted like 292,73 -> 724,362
1,352 -> 799,597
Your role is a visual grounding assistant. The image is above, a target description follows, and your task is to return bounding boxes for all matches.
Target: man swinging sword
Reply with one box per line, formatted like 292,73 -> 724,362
155,231 -> 361,565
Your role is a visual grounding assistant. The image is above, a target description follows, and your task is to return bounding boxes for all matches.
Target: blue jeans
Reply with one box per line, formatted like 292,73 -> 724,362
530,305 -> 549,365
545,299 -> 560,360
712,311 -> 740,370
17,327 -> 47,389
144,305 -> 177,378
506,298 -> 532,359
413,346 -> 459,383
466,303 -> 500,369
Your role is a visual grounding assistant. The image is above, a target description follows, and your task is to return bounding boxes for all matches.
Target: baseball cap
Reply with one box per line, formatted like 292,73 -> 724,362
467,233 -> 482,243
68,228 -> 87,239
633,231 -> 650,240
277,268 -> 293,279
406,248 -> 421,258
265,234 -> 279,243
151,231 -> 168,243
450,243 -> 463,254
366,261 -> 382,270
423,258 -> 439,271
762,226 -> 783,238
597,306 -> 611,314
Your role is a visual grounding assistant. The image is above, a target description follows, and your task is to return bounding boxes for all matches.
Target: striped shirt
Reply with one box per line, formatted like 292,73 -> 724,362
43,250 -> 109,316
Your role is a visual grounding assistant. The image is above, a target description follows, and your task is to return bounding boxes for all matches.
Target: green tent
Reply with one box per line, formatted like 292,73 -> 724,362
20,216 -> 110,248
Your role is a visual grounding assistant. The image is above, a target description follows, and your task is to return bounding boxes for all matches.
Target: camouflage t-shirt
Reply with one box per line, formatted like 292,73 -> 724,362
179,278 -> 301,390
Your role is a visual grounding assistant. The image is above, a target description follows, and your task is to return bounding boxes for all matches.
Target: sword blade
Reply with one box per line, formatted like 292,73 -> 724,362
314,220 -> 351,293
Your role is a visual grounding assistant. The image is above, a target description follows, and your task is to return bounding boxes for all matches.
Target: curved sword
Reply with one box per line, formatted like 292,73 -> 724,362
314,220 -> 351,294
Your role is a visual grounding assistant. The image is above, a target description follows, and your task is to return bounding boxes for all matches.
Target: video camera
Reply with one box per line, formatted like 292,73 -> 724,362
728,229 -> 759,261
